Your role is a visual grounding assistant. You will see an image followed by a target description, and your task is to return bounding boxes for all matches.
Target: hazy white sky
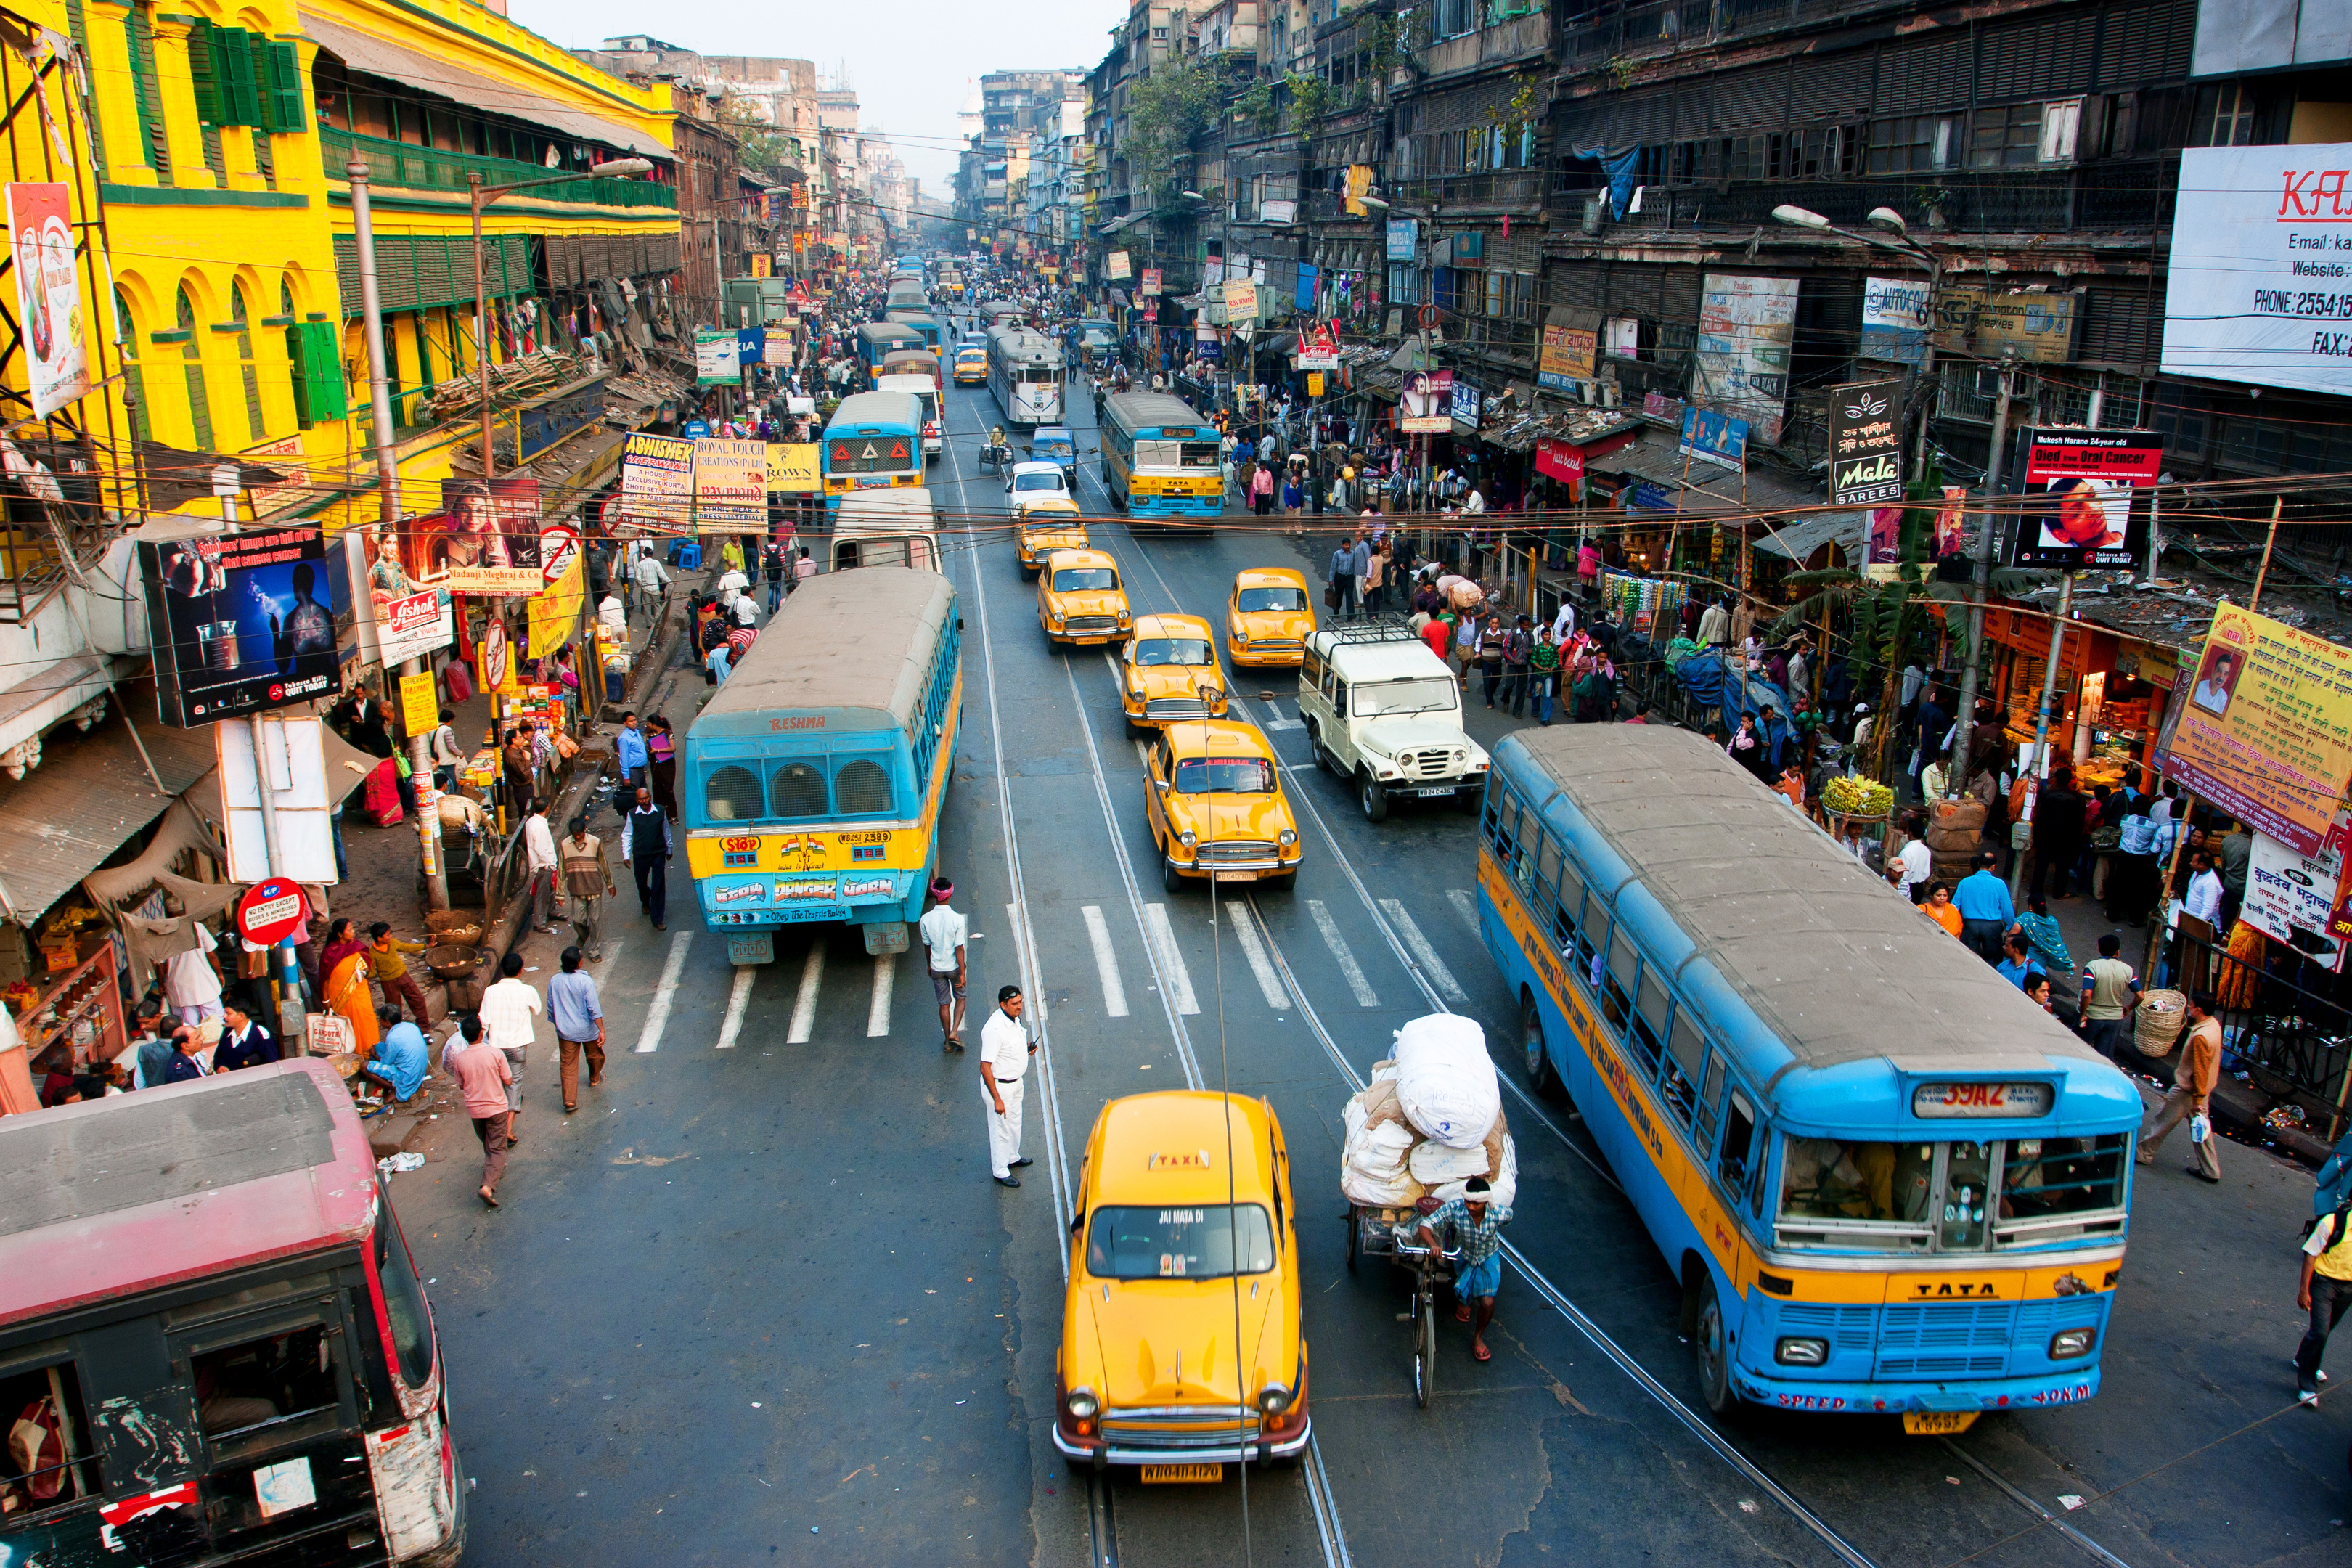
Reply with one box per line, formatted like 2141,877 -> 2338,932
505,0 -> 1127,192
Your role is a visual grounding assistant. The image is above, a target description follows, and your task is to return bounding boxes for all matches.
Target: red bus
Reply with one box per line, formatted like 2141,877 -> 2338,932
0,1058 -> 464,1564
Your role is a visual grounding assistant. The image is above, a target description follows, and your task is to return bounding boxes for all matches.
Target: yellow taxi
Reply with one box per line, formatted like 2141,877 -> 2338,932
1016,501 -> 1089,579
952,345 -> 988,385
1225,568 -> 1315,669
1119,613 -> 1228,732
1037,549 -> 1131,647
1143,720 -> 1301,893
1055,1092 -> 1308,1479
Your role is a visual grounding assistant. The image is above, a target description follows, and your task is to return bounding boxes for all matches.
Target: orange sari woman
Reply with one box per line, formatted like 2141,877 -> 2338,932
319,918 -> 380,1055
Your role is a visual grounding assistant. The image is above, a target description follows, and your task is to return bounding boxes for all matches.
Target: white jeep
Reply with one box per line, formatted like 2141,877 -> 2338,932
1297,626 -> 1489,821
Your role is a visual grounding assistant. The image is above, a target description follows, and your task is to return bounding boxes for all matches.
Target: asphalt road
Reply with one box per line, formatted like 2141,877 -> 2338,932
391,329 -> 2352,1567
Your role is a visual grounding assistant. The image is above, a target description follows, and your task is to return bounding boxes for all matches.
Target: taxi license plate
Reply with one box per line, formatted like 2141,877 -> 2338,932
1140,1464 -> 1223,1485
1902,1411 -> 1980,1435
1213,871 -> 1254,883
1413,786 -> 1458,798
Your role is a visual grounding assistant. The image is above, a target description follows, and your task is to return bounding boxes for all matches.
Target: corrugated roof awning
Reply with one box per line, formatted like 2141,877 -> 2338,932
300,12 -> 668,160
0,653 -> 114,759
1752,510 -> 1867,562
0,714 -> 214,925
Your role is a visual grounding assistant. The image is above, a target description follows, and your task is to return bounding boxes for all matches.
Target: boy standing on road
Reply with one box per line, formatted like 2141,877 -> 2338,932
919,877 -> 968,1052
547,946 -> 606,1114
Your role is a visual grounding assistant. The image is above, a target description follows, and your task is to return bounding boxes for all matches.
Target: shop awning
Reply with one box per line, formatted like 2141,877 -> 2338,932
1752,510 -> 1867,563
0,714 -> 215,926
300,12 -> 669,160
0,653 -> 115,759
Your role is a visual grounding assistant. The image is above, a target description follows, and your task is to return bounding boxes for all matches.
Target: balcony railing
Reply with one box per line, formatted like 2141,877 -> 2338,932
1559,0 -> 1887,71
1548,160 -> 2174,237
1395,170 -> 1550,211
322,127 -> 677,209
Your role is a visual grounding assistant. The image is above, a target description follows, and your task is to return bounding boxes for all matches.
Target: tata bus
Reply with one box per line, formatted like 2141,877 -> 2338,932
0,1060 -> 465,1564
854,321 -> 927,384
1099,392 -> 1222,519
821,391 -> 925,513
987,327 -> 1065,427
1475,724 -> 2141,1428
683,568 -> 962,964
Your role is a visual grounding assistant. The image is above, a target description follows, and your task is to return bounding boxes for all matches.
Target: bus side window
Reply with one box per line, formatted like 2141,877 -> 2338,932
1552,858 -> 1584,958
1718,1092 -> 1763,1213
1492,791 -> 1517,863
1691,1050 -> 1728,1156
1658,1008 -> 1702,1129
1531,828 -> 1559,901
1601,926 -> 1641,1048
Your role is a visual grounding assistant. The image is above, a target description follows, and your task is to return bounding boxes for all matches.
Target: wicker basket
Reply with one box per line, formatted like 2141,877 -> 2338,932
2135,989 -> 2188,1058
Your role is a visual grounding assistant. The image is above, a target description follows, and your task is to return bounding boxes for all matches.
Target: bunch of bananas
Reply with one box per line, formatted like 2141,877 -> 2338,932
1822,775 -> 1895,818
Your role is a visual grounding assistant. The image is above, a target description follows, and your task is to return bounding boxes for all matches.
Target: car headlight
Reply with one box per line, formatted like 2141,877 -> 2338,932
2049,1328 -> 2096,1360
1050,611 -> 1064,627
1775,1336 -> 1829,1366
1202,687 -> 1224,704
1257,1383 -> 1292,1415
1278,829 -> 1297,846
1177,830 -> 1196,849
1064,1388 -> 1098,1419
1116,611 -> 1131,626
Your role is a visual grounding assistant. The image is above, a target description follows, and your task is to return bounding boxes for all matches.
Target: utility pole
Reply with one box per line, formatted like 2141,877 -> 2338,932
351,160 -> 449,912
2009,571 -> 2073,900
1945,354 -> 2015,798
248,716 -> 307,1038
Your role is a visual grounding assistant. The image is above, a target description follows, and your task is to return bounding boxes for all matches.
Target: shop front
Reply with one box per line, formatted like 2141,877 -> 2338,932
1978,605 -> 2176,789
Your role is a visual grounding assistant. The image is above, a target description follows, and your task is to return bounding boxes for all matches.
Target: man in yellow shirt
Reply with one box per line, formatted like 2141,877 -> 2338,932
2296,1198 -> 2352,1405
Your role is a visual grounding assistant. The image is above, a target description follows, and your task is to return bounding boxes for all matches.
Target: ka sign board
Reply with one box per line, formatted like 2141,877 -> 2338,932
2161,142 -> 2352,398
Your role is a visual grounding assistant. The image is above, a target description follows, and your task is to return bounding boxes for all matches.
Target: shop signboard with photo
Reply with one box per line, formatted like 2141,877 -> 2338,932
408,477 -> 547,593
2006,429 -> 2160,570
142,529 -> 346,727
621,432 -> 695,534
6,182 -> 89,417
345,522 -> 452,667
2162,603 -> 2352,857
2244,812 -> 2352,973
1678,407 -> 1748,471
1827,380 -> 1905,506
1397,367 -> 1453,434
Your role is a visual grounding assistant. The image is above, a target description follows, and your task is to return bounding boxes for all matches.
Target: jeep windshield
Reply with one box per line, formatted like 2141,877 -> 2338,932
1351,677 -> 1458,718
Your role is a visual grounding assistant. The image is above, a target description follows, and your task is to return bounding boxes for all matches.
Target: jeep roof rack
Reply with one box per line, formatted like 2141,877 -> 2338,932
1312,621 -> 1423,647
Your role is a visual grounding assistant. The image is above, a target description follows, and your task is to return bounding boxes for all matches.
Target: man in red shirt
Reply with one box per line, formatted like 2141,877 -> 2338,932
1419,612 -> 1453,662
446,1015 -> 515,1209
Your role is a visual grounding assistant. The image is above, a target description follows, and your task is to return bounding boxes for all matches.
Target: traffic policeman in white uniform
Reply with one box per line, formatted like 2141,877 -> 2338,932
979,984 -> 1037,1188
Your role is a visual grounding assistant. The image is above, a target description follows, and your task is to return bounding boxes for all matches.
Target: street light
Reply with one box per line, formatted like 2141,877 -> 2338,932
1355,195 -> 1391,213
469,158 -> 656,477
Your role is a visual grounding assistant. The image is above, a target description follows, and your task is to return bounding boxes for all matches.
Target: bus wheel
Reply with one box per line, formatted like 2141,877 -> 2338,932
1693,1273 -> 1738,1417
1520,996 -> 1557,1094
1360,775 -> 1388,823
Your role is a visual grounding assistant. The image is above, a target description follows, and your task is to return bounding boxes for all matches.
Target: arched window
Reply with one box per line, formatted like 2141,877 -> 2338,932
703,764 -> 764,822
834,759 -> 892,816
768,761 -> 827,819
114,288 -> 149,444
176,285 -> 213,451
230,282 -> 261,442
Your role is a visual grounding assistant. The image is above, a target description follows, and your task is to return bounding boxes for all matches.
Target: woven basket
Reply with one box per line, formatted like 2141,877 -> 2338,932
2135,989 -> 2188,1058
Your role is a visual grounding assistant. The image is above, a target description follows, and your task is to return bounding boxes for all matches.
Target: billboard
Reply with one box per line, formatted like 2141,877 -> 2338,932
1449,375 -> 1482,430
2245,813 -> 2351,973
2006,429 -> 2161,570
1694,274 -> 1798,444
347,521 -> 452,666
695,327 -> 740,384
693,438 -> 767,530
408,477 -> 549,593
1398,367 -> 1453,434
1385,219 -> 1418,262
6,183 -> 89,417
2162,142 -> 2352,397
1826,380 -> 1905,506
620,432 -> 695,533
767,442 -> 821,492
1859,275 -> 1932,366
1537,321 -> 1598,390
1222,279 -> 1258,324
2162,604 -> 2352,858
1140,267 -> 1162,296
142,528 -> 346,727
1106,250 -> 1132,281
1678,407 -> 1749,472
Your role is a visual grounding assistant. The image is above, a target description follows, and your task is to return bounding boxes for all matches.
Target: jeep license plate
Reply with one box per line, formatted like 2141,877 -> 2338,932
1140,1464 -> 1223,1484
1413,786 -> 1458,798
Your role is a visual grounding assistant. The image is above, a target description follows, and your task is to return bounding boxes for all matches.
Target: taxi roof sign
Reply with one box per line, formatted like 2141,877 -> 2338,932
1147,1150 -> 1212,1171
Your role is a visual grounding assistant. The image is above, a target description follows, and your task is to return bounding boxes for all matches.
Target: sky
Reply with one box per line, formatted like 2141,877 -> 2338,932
506,0 -> 1130,192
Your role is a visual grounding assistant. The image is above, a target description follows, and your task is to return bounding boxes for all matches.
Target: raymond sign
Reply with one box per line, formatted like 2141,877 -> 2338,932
2162,603 -> 2352,857
1827,380 -> 1904,506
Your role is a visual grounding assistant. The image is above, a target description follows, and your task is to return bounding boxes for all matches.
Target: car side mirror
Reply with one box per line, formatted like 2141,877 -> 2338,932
1069,1209 -> 1084,1234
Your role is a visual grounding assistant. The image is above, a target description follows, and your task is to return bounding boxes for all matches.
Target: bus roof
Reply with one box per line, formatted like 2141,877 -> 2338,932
825,391 -> 922,432
692,569 -> 954,737
855,322 -> 923,346
0,1060 -> 377,1329
1103,391 -> 1207,433
1503,723 -> 2113,1090
837,487 -> 936,526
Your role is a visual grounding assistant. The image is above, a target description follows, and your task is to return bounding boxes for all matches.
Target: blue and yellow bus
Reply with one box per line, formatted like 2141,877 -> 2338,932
1475,724 -> 2140,1429
854,321 -> 927,383
682,568 -> 962,964
821,391 -> 925,513
1100,392 -> 1223,519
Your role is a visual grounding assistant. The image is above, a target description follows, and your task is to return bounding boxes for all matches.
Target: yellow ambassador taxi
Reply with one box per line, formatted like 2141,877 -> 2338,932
1055,1092 -> 1309,1479
1015,500 -> 1088,579
1225,568 -> 1315,669
1037,548 -> 1131,648
952,345 -> 989,385
1143,720 -> 1301,894
1120,613 -> 1228,733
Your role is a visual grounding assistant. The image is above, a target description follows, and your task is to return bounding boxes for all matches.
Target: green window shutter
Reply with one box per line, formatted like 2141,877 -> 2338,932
184,17 -> 221,124
124,5 -> 171,179
62,0 -> 107,171
256,41 -> 306,134
287,322 -> 348,428
216,28 -> 262,127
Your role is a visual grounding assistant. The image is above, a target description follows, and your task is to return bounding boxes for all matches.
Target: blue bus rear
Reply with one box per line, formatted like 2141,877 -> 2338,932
821,392 -> 925,514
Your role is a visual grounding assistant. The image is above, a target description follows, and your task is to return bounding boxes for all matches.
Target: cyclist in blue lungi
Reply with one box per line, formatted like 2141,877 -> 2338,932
1416,1176 -> 1513,1363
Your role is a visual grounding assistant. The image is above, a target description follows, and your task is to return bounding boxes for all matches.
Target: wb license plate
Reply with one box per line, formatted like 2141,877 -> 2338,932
1413,786 -> 1458,798
1902,1412 -> 1980,1435
1213,871 -> 1254,883
1140,1464 -> 1223,1484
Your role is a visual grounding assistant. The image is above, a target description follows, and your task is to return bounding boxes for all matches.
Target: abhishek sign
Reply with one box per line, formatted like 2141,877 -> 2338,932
2162,142 -> 2352,398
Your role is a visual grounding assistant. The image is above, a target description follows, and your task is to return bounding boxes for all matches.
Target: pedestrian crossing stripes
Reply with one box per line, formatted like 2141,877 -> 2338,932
1378,899 -> 1468,1003
1446,888 -> 1481,937
866,954 -> 896,1038
786,942 -> 826,1044
1223,900 -> 1292,1010
1080,905 -> 1130,1017
715,965 -> 756,1050
633,930 -> 694,1053
1141,902 -> 1201,1014
1307,899 -> 1381,1008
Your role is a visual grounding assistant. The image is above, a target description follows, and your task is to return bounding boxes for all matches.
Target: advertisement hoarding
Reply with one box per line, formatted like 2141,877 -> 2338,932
1106,250 -> 1132,281
2245,813 -> 2352,973
2163,142 -> 2352,396
346,522 -> 452,666
1537,321 -> 1598,390
1449,375 -> 1482,430
1385,219 -> 1418,262
694,327 -> 740,384
1222,279 -> 1258,323
2006,429 -> 2162,570
620,432 -> 695,533
407,477 -> 547,593
1140,267 -> 1161,296
1860,275 -> 1932,366
693,438 -> 768,531
1678,407 -> 1749,471
5,183 -> 89,417
2162,603 -> 2352,857
1932,287 -> 2082,363
1694,274 -> 1798,444
1826,380 -> 1906,506
142,529 -> 345,727
766,443 -> 821,492
1397,367 -> 1453,434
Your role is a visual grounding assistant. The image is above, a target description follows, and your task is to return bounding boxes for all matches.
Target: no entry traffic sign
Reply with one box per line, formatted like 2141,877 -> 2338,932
234,878 -> 309,947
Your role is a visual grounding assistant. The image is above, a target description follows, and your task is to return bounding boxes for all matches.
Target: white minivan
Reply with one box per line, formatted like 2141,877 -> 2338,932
875,372 -> 943,462
1296,626 -> 1489,821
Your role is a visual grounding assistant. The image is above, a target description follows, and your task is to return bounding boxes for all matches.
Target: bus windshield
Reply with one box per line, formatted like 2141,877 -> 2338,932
1352,677 -> 1457,717
1023,367 -> 1059,383
1085,1204 -> 1275,1279
1776,1134 -> 2128,1251
1053,567 -> 1118,592
1133,637 -> 1212,666
1238,587 -> 1307,612
1173,756 -> 1275,793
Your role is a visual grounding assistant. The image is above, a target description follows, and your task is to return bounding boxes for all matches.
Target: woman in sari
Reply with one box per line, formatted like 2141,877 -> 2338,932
319,918 -> 380,1055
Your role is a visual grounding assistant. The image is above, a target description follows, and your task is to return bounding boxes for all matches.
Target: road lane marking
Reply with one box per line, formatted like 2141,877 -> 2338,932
1081,905 -> 1130,1016
1447,887 -> 1481,936
632,929 -> 694,1053
1132,738 -> 1150,769
1308,899 -> 1380,1008
1225,902 -> 1291,1010
714,965 -> 755,1050
1141,903 -> 1200,1014
785,941 -> 826,1043
1379,899 -> 1467,1002
867,953 -> 895,1037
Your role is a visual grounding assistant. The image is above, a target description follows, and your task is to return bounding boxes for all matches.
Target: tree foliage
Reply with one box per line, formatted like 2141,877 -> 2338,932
719,97 -> 798,183
1126,60 -> 1227,187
